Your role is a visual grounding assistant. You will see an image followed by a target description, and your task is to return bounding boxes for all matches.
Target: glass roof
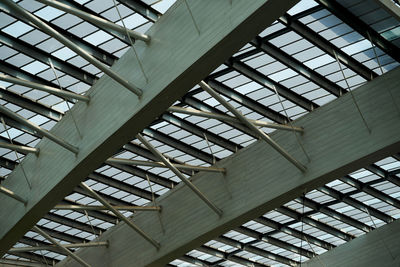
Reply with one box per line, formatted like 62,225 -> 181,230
0,0 -> 399,266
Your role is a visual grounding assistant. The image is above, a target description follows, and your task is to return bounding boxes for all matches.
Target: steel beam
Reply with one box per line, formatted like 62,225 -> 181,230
0,2 -> 116,67
252,38 -> 344,97
117,0 -> 161,23
375,0 -> 400,21
37,0 -> 150,43
278,13 -> 378,81
58,68 -> 400,266
1,0 -> 295,257
315,0 -> 400,63
0,32 -> 97,85
4,0 -> 143,96
206,80 -> 289,124
304,219 -> 400,267
227,60 -> 318,111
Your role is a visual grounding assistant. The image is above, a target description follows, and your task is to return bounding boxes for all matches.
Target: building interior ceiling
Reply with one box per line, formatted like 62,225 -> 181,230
0,0 -> 400,266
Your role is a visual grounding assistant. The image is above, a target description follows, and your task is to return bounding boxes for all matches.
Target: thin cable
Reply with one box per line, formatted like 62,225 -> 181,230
0,117 -> 31,189
36,242 -> 50,267
183,0 -> 200,35
146,174 -> 165,233
299,193 -> 305,266
112,0 -> 148,83
303,235 -> 327,267
333,50 -> 371,133
49,59 -> 82,139
203,133 -> 216,164
84,210 -> 98,239
272,84 -> 310,162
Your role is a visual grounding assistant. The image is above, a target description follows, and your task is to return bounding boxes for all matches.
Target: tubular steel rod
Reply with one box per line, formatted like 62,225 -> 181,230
0,141 -> 39,155
36,0 -> 150,43
79,182 -> 160,249
199,81 -> 306,172
168,106 -> 303,133
0,186 -> 26,204
106,157 -> 226,173
0,105 -> 79,154
3,0 -> 142,97
0,74 -> 90,102
32,226 -> 91,267
136,133 -> 223,216
53,204 -> 161,211
9,241 -> 108,253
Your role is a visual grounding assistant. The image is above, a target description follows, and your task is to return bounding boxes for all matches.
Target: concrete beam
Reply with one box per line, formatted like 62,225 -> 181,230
304,219 -> 400,267
0,0 -> 298,256
58,68 -> 400,267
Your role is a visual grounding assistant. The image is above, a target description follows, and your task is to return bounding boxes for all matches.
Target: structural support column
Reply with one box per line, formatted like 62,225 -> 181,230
0,0 -> 298,257
304,219 -> 400,267
58,68 -> 400,266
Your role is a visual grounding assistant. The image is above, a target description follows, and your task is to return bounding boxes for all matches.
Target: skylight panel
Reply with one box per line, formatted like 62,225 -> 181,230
6,53 -> 33,67
20,60 -> 48,75
288,0 -> 319,15
34,6 -> 64,21
83,30 -> 113,46
2,21 -> 33,38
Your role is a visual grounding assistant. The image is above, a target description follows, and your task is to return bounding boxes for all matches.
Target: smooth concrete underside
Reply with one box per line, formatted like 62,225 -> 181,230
58,68 -> 400,266
0,0 -> 299,256
304,219 -> 400,267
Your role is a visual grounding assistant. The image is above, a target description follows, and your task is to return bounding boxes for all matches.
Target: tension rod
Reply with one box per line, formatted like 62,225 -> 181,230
199,81 -> 306,172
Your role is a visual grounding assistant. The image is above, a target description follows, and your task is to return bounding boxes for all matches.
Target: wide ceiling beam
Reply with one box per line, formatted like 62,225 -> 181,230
0,0 -> 298,257
58,68 -> 400,266
304,219 -> 400,267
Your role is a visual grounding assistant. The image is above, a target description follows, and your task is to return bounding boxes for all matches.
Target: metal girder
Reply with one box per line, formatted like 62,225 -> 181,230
182,95 -> 260,139
33,225 -> 87,244
252,37 -> 344,97
43,212 -> 103,236
0,32 -> 97,85
375,0 -> 400,21
319,186 -> 394,223
207,80 -> 289,124
365,164 -> 400,187
0,1 -> 117,67
47,0 -> 132,44
104,159 -> 175,189
58,68 -> 400,266
276,206 -> 354,242
279,13 -> 378,81
298,196 -> 373,232
340,175 -> 400,210
226,59 -> 318,111
1,0 -> 295,256
197,245 -> 269,267
254,216 -> 335,251
236,226 -> 315,258
216,235 -> 299,266
117,0 -> 161,23
143,127 -> 217,167
161,113 -> 240,153
6,251 -> 55,266
304,219 -> 400,267
0,63 -> 63,122
315,0 -> 400,63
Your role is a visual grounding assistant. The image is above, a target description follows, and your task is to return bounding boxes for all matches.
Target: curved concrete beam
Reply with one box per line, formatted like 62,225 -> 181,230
58,68 -> 400,266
